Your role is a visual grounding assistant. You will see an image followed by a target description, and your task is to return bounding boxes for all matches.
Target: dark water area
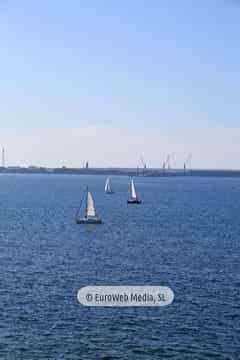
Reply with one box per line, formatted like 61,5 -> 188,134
0,174 -> 239,359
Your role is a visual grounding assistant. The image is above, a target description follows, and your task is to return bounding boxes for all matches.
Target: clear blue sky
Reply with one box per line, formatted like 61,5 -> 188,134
1,0 -> 239,129
0,1 -> 240,168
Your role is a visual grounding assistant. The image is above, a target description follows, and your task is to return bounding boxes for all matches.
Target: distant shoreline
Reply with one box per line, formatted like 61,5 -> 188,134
1,167 -> 240,177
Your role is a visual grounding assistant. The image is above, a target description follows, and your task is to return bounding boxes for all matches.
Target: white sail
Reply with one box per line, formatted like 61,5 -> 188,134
105,178 -> 110,192
86,191 -> 96,217
105,178 -> 113,193
130,178 -> 137,199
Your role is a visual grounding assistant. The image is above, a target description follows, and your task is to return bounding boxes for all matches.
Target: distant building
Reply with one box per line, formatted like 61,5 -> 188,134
1,148 -> 5,168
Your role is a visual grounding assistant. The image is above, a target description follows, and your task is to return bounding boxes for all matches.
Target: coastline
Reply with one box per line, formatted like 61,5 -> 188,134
1,167 -> 240,177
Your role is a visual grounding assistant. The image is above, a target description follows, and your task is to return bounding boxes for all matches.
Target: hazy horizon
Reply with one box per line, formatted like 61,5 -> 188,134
0,127 -> 240,170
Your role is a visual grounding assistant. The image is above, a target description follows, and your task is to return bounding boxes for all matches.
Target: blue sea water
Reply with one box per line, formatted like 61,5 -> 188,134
0,174 -> 239,360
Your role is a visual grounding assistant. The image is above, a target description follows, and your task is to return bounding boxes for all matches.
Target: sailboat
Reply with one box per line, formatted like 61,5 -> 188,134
76,187 -> 102,224
128,177 -> 142,204
105,177 -> 114,194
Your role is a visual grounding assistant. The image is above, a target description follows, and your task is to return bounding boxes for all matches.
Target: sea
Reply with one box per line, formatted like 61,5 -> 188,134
0,174 -> 239,360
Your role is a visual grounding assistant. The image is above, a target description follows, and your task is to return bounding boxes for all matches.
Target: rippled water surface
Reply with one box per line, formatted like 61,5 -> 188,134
0,174 -> 239,359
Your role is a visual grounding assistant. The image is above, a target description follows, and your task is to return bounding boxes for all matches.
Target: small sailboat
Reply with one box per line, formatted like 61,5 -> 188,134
76,187 -> 102,224
105,177 -> 114,194
128,177 -> 142,204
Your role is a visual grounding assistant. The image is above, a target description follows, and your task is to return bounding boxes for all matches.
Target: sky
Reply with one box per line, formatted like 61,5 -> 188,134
0,0 -> 240,168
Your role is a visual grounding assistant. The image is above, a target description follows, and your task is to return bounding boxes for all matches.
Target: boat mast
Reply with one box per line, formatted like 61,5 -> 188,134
130,177 -> 132,198
85,186 -> 88,218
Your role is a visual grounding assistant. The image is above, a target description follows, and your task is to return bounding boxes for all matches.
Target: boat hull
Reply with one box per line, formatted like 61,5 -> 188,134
127,199 -> 142,204
76,217 -> 102,224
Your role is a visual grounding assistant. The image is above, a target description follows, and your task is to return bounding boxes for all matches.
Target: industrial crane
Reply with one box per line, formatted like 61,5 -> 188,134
184,154 -> 192,172
163,154 -> 171,170
140,154 -> 147,169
